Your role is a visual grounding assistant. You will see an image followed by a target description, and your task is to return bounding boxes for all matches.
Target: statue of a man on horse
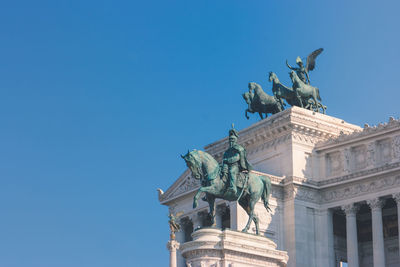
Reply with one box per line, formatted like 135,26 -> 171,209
181,126 -> 272,235
221,126 -> 252,195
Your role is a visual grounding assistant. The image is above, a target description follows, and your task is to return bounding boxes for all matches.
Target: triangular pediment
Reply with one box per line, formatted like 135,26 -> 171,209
159,168 -> 200,204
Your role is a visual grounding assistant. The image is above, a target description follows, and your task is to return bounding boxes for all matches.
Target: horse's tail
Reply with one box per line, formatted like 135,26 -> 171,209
316,87 -> 322,101
259,175 -> 272,212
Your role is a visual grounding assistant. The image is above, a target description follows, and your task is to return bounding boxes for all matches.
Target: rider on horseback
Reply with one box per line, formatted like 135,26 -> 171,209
286,56 -> 310,84
221,125 -> 252,195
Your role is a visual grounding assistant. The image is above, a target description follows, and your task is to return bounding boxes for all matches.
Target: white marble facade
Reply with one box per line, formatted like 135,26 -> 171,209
159,107 -> 400,267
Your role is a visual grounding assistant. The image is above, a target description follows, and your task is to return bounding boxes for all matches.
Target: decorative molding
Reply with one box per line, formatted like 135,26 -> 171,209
366,198 -> 384,211
392,192 -> 400,203
392,135 -> 400,160
318,116 -> 400,148
170,175 -> 200,198
167,240 -> 180,251
319,162 -> 400,187
342,203 -> 359,215
323,175 -> 400,203
205,107 -> 360,160
283,184 -> 320,203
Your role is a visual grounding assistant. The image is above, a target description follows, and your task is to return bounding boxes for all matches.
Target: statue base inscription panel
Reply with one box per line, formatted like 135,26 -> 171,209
180,228 -> 288,267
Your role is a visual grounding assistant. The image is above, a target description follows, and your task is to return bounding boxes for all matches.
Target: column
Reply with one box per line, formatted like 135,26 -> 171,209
393,193 -> 400,258
167,240 -> 180,267
342,204 -> 359,267
316,208 -> 335,267
367,198 -> 386,267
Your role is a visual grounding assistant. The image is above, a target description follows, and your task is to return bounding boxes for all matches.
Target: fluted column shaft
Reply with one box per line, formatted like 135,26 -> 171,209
393,193 -> 400,259
367,198 -> 386,267
342,204 -> 359,267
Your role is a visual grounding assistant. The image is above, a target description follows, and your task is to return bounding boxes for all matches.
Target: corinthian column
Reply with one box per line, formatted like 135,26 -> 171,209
393,193 -> 400,258
167,240 -> 180,267
342,204 -> 359,267
366,198 -> 386,267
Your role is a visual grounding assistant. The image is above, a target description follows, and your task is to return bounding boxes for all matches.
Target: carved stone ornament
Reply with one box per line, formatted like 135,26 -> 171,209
322,175 -> 400,203
167,240 -> 180,251
341,204 -> 359,215
366,198 -> 384,211
392,192 -> 400,203
392,135 -> 400,159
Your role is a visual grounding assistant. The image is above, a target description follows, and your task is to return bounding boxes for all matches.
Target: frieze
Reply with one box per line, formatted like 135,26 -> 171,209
283,184 -> 320,203
392,135 -> 400,160
322,175 -> 400,203
319,161 -> 400,187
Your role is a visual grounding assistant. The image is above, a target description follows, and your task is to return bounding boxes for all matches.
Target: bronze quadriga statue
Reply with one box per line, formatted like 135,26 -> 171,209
243,48 -> 327,119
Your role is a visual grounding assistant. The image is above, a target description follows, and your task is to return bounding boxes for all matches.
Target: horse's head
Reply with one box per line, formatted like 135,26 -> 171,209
289,70 -> 297,83
248,82 -> 255,92
181,150 -> 202,180
248,82 -> 262,93
269,72 -> 277,83
242,92 -> 251,105
181,150 -> 219,182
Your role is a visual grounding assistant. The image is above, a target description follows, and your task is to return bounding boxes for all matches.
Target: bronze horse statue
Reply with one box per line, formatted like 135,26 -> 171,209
182,149 -> 272,235
269,71 -> 326,113
269,72 -> 300,107
242,82 -> 284,120
290,70 -> 322,112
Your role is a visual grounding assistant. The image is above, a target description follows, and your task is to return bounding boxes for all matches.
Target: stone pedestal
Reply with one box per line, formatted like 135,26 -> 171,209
180,228 -> 288,267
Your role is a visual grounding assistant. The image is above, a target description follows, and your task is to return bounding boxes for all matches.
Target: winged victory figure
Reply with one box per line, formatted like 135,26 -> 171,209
286,48 -> 324,85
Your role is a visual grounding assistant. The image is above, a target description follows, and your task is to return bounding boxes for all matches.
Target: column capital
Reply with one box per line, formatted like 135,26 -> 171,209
367,198 -> 384,211
167,240 -> 180,251
393,193 -> 400,203
341,203 -> 359,215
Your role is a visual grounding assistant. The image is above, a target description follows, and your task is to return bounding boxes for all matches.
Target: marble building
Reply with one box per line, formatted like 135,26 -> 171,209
159,107 -> 400,267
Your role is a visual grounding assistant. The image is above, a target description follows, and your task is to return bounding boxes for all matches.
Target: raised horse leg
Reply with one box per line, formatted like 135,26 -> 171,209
193,184 -> 222,209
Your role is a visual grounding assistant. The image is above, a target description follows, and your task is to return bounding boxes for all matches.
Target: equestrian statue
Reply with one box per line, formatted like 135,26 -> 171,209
181,126 -> 272,235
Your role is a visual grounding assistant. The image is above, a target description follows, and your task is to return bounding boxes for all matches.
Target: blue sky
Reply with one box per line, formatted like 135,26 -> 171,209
0,1 -> 399,266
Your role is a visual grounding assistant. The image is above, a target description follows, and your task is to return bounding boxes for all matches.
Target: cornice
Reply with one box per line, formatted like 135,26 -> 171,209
316,116 -> 400,151
204,107 -> 361,159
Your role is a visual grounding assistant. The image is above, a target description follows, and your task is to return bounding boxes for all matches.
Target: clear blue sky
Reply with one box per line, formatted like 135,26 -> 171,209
0,1 -> 399,266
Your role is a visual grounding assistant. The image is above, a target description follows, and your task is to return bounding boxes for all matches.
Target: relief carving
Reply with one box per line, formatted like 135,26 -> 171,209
326,151 -> 342,177
366,142 -> 376,167
322,175 -> 400,203
392,135 -> 400,160
352,145 -> 367,170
